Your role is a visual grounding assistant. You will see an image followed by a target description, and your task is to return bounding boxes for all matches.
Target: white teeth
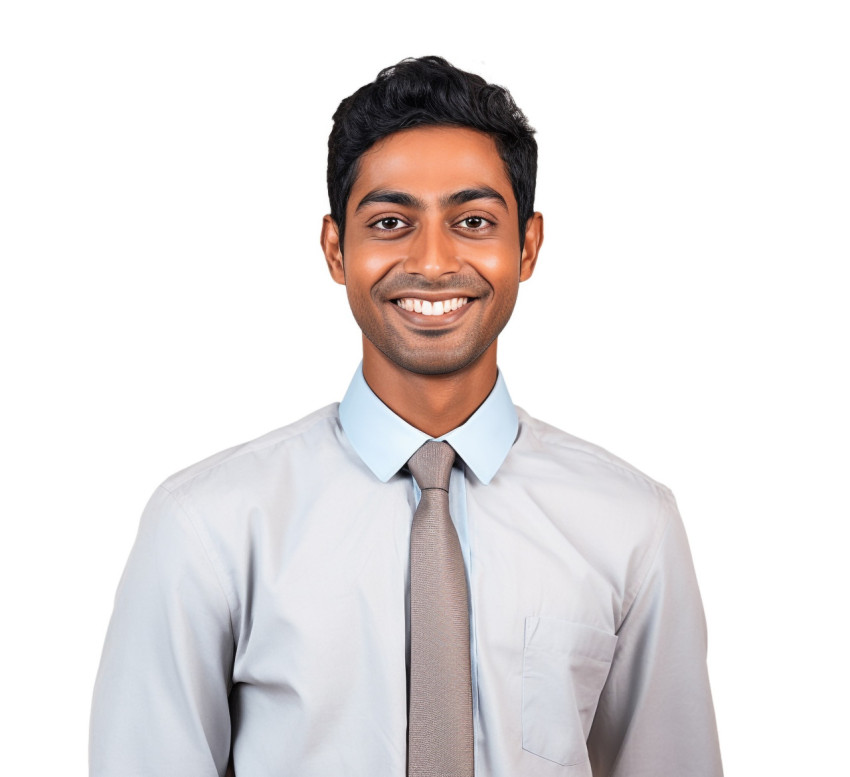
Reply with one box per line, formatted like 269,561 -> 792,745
396,297 -> 469,316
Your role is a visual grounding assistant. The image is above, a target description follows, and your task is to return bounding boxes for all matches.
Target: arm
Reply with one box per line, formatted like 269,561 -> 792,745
587,492 -> 723,777
90,487 -> 235,777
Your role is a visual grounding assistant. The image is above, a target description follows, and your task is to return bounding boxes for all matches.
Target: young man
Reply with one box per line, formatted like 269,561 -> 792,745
91,57 -> 722,776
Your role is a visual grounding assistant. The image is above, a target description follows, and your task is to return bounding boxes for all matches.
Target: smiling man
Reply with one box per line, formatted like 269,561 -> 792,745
91,57 -> 723,777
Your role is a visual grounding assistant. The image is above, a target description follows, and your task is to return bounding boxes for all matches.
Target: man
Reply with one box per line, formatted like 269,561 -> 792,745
91,56 -> 722,776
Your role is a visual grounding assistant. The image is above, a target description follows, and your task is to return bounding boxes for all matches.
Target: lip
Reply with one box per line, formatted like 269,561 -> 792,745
387,290 -> 479,303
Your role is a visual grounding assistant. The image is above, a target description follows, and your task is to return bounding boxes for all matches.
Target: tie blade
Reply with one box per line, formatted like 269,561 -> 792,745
407,441 -> 473,775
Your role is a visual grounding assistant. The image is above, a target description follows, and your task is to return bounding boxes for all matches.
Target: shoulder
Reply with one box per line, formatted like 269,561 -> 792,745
509,407 -> 680,603
157,403 -> 346,504
513,406 -> 674,504
131,405 -> 351,621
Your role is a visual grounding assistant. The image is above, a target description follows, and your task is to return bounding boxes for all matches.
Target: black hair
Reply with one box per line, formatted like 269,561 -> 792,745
327,56 -> 537,250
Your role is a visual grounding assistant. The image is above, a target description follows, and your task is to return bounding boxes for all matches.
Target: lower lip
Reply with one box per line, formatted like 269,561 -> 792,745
390,300 -> 474,327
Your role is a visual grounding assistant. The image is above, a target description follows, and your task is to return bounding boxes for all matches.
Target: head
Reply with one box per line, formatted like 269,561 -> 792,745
327,56 -> 538,252
321,58 -> 543,383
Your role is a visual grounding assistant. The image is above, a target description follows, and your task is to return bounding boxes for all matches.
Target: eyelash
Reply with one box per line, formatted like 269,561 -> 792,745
455,216 -> 493,231
369,216 -> 410,231
367,215 -> 494,232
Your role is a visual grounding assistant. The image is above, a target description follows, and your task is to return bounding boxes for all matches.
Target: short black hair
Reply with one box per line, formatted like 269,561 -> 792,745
327,56 -> 537,250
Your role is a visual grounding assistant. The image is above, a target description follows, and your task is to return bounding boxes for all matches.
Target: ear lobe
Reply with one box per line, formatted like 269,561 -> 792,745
519,212 -> 544,281
320,215 -> 346,285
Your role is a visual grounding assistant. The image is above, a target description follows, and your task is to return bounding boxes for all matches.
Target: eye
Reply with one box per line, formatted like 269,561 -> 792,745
371,217 -> 408,231
456,216 -> 491,230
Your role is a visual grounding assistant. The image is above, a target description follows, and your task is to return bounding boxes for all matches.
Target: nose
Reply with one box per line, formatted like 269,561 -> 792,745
402,221 -> 461,280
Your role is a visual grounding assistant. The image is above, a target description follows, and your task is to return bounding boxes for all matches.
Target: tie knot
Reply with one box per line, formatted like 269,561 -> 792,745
407,441 -> 456,491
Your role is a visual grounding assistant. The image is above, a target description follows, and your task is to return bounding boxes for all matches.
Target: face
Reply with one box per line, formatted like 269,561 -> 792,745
321,126 -> 543,377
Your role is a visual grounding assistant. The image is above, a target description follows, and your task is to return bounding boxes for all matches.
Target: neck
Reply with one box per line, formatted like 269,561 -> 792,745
361,338 -> 499,438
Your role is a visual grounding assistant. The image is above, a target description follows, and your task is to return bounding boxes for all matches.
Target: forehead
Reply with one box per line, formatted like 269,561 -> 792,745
349,126 -> 515,211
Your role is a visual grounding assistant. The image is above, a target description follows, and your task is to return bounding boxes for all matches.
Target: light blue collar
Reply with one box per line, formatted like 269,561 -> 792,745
339,364 -> 518,485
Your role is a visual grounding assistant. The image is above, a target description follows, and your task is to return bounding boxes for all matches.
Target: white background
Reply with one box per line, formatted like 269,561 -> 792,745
2,1 -> 848,774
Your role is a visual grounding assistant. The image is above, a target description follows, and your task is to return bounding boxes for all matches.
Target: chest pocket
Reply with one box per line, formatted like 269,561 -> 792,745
522,617 -> 618,767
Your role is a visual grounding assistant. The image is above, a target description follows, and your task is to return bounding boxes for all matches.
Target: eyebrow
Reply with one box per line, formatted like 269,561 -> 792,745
354,190 -> 425,213
353,186 -> 509,214
440,187 -> 508,210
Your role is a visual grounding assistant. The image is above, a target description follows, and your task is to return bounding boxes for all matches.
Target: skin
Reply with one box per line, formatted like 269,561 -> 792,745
321,126 -> 544,438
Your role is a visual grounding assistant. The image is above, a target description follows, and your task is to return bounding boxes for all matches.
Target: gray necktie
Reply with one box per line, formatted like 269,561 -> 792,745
407,441 -> 474,777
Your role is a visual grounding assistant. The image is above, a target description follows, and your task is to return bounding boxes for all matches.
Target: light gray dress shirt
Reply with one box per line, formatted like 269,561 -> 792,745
90,366 -> 722,776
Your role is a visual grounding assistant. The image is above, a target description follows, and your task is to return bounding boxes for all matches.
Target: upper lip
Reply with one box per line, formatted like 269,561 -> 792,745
387,291 -> 476,302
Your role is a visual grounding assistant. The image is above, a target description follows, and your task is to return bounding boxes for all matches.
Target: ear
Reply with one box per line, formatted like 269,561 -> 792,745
519,212 -> 544,282
320,215 -> 346,285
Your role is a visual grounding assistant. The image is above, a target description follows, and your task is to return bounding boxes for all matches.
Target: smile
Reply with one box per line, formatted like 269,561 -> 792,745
394,297 -> 469,316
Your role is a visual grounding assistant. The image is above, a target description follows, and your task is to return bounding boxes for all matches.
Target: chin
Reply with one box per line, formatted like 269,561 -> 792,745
378,344 -> 491,377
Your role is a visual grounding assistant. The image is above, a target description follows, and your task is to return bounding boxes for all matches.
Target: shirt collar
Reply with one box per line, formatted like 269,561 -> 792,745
339,363 -> 518,485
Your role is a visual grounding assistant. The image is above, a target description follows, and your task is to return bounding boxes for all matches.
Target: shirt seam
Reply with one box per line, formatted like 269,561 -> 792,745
615,493 -> 674,632
163,405 -> 339,492
604,508 -> 676,777
156,484 -> 238,647
520,412 -> 668,495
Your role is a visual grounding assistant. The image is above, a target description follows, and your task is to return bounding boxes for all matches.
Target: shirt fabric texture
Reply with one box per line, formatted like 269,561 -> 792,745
90,365 -> 723,776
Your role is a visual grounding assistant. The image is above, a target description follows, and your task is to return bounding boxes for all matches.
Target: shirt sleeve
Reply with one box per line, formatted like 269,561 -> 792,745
586,491 -> 723,777
90,486 -> 235,777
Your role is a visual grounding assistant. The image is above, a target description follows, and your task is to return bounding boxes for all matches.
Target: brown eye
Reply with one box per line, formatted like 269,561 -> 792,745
374,217 -> 403,230
455,216 -> 493,232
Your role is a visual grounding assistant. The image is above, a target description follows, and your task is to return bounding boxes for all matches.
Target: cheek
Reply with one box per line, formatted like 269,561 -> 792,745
472,249 -> 523,288
345,248 -> 398,291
